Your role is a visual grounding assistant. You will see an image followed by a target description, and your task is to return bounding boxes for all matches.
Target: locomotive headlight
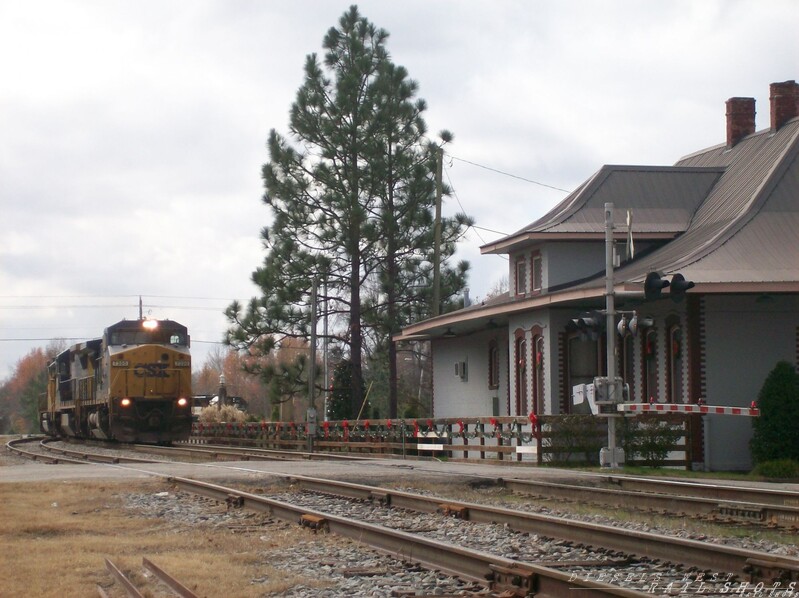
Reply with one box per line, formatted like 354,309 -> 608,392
142,319 -> 159,330
120,398 -> 132,407
177,397 -> 188,407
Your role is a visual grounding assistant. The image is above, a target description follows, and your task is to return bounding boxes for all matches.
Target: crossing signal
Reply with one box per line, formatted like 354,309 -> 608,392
644,271 -> 694,302
669,273 -> 695,302
570,311 -> 605,340
644,272 -> 670,301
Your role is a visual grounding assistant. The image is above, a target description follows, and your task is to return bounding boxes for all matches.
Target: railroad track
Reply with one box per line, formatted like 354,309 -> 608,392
275,473 -> 799,586
8,437 -> 799,595
5,436 -> 85,464
135,441 -> 376,462
100,557 -> 197,598
499,476 -> 799,529
169,475 -> 651,597
24,437 -> 799,531
158,442 -> 799,530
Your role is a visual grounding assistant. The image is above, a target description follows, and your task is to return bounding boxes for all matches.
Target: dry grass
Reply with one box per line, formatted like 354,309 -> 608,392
0,479 -> 331,597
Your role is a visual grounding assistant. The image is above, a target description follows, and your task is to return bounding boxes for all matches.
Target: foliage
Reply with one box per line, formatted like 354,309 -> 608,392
192,347 -> 271,418
752,459 -> 799,480
542,415 -> 604,465
0,342 -> 63,433
197,405 -> 247,424
328,360 -> 366,420
225,5 -> 470,419
621,416 -> 683,467
750,361 -> 799,464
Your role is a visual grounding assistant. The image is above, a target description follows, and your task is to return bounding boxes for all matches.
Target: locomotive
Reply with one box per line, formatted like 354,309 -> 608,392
40,318 -> 193,444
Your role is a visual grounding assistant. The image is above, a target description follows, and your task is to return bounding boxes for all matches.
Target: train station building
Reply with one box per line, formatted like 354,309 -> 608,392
397,80 -> 799,471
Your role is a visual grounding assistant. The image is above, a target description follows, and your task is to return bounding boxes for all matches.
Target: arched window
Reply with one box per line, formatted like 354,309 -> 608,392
533,334 -> 544,414
667,324 -> 683,403
643,329 -> 658,402
515,333 -> 528,416
488,340 -> 499,390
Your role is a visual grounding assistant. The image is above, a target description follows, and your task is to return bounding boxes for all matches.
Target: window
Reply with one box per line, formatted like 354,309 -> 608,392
667,324 -> 683,403
515,335 -> 528,415
533,334 -> 544,414
515,257 -> 528,295
621,333 -> 635,400
488,340 -> 499,389
567,334 -> 599,414
532,253 -> 542,293
643,329 -> 658,402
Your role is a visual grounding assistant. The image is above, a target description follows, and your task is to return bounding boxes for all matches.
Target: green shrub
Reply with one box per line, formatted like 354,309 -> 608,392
621,417 -> 683,468
753,459 -> 799,480
543,415 -> 604,465
750,361 -> 799,464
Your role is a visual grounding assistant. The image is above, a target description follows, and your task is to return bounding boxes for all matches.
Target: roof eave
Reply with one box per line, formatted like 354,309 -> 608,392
480,231 -> 677,255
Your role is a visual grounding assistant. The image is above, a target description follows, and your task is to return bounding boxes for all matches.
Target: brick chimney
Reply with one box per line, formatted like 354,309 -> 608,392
770,80 -> 799,132
726,97 -> 756,147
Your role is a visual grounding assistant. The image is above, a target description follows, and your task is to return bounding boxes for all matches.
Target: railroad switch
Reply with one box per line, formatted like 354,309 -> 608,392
300,513 -> 329,533
438,503 -> 469,519
488,563 -> 535,596
225,494 -> 244,509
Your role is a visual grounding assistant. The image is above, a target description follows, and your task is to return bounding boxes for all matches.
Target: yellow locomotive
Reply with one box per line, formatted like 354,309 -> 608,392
40,318 -> 193,444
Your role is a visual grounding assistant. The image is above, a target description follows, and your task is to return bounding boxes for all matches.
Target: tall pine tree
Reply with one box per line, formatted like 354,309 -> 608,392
226,6 -> 470,417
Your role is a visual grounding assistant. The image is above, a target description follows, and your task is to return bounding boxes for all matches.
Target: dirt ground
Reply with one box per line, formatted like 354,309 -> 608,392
0,471 -> 330,597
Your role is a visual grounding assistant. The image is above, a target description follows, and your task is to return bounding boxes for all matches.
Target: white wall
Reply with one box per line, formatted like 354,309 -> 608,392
432,328 -> 508,418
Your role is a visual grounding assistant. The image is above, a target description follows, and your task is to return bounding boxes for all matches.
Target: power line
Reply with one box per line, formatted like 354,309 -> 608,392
448,154 -> 572,193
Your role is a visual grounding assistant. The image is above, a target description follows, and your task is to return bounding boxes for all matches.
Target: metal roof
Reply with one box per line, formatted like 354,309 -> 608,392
481,165 -> 724,254
399,116 -> 799,340
615,119 -> 799,285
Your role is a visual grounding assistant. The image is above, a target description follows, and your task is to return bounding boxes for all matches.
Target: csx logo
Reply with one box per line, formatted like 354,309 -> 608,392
133,363 -> 170,378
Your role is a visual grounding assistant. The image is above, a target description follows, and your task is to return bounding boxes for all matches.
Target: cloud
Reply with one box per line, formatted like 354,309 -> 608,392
1,0 -> 798,377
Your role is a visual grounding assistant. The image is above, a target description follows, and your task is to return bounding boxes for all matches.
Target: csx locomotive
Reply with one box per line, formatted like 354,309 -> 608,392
40,318 -> 192,444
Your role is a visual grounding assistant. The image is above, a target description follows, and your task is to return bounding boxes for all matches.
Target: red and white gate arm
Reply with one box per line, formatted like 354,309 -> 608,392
617,402 -> 760,416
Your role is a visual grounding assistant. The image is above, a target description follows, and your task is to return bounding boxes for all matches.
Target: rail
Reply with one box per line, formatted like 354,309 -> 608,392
168,475 -> 650,596
100,557 -> 197,598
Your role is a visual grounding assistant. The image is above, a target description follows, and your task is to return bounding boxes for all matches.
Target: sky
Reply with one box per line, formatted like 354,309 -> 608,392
1,0 -> 797,379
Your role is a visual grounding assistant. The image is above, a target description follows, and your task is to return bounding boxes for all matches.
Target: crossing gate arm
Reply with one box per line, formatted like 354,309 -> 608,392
617,403 -> 760,416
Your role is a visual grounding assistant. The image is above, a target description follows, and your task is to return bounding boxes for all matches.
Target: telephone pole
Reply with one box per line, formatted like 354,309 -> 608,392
432,146 -> 443,316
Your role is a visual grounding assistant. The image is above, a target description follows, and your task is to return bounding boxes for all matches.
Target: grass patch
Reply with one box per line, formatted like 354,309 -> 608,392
0,479 -> 331,596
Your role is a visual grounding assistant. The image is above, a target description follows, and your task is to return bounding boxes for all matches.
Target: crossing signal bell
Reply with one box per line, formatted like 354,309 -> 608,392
644,271 -> 694,302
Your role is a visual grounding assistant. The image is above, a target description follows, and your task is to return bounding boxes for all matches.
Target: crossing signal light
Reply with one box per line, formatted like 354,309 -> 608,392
644,272 -> 670,301
570,311 -> 605,340
644,271 -> 694,302
669,273 -> 695,302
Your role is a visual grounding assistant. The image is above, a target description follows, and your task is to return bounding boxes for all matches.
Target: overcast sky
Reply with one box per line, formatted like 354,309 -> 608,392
1,0 -> 797,378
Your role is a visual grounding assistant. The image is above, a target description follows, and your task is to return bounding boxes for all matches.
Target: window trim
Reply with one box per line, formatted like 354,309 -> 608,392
515,256 -> 528,296
531,251 -> 542,294
488,340 -> 499,390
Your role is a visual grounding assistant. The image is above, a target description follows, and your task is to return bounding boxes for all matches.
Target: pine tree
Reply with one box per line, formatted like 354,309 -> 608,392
226,6 -> 470,417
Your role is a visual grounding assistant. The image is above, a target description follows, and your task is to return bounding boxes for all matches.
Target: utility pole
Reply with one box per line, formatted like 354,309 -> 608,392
307,280 -> 318,451
603,202 -> 622,468
432,146 -> 443,317
322,277 -> 329,422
